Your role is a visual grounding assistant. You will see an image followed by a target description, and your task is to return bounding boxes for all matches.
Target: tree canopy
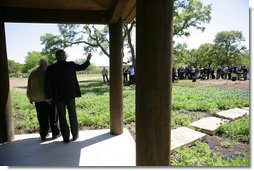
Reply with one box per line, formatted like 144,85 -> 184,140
8,60 -> 21,73
173,30 -> 249,68
21,51 -> 46,73
173,0 -> 212,37
213,31 -> 247,66
40,0 -> 212,66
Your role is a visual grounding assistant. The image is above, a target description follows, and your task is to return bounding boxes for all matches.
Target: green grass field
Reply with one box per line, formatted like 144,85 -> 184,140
11,77 -> 249,133
10,76 -> 250,166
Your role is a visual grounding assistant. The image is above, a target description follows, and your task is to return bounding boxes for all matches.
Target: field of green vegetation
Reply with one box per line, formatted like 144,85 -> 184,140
10,76 -> 250,166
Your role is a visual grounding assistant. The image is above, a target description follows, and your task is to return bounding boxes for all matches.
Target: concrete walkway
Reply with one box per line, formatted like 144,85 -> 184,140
0,128 -> 136,166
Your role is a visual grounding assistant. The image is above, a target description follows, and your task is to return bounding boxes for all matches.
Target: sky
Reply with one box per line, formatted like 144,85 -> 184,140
4,0 -> 251,66
174,0 -> 249,49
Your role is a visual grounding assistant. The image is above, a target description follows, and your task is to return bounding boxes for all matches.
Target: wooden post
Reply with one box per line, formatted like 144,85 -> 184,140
109,19 -> 123,135
0,21 -> 14,143
136,0 -> 173,165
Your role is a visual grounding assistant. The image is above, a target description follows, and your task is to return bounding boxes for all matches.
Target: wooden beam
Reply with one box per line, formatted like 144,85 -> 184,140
0,0 -> 111,10
123,6 -> 136,23
110,0 -> 129,23
136,0 -> 173,166
121,0 -> 136,23
0,21 -> 14,143
0,7 -> 111,24
109,19 -> 123,135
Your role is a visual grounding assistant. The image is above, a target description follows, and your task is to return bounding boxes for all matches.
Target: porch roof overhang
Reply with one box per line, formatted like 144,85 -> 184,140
0,0 -> 136,24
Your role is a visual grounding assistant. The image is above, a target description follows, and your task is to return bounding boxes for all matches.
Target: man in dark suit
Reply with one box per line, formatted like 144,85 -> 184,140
45,49 -> 92,143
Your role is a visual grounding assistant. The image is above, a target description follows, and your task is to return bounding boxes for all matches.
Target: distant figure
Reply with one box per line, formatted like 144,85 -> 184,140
172,67 -> 176,82
129,66 -> 135,84
101,67 -> 109,83
191,66 -> 196,82
123,66 -> 129,82
45,50 -> 92,143
27,58 -> 60,141
242,66 -> 248,81
231,67 -> 237,81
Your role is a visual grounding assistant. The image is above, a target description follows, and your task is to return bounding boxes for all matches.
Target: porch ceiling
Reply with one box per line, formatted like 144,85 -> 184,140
0,0 -> 136,24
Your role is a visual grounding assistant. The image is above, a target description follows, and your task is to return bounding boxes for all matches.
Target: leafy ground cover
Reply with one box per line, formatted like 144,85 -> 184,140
217,115 -> 249,142
173,84 -> 249,114
171,140 -> 249,166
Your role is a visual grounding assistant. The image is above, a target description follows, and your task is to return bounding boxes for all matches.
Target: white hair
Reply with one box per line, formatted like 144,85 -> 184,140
39,58 -> 48,66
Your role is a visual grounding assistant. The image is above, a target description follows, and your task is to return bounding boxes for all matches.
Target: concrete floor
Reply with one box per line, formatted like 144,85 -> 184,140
0,128 -> 136,167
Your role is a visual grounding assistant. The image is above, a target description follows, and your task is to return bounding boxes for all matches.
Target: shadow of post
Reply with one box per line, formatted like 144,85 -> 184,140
0,132 -> 116,166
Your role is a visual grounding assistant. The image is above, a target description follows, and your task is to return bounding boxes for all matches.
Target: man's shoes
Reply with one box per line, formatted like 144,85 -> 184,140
41,134 -> 50,141
52,133 -> 61,140
73,135 -> 79,141
63,139 -> 70,143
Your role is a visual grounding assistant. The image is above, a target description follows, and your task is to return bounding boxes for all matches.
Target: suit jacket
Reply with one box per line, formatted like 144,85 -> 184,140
45,60 -> 90,101
27,67 -> 47,102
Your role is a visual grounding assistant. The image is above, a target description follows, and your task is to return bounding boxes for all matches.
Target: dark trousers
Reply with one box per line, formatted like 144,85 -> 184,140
123,73 -> 128,82
129,75 -> 135,84
56,99 -> 78,141
103,75 -> 109,82
35,102 -> 60,138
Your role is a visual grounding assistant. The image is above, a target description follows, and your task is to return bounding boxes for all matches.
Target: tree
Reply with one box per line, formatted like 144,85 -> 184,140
213,30 -> 247,66
195,43 -> 217,67
40,0 -> 211,66
239,50 -> 250,67
173,43 -> 189,67
173,0 -> 212,37
21,51 -> 46,73
185,49 -> 200,67
8,60 -> 21,73
123,20 -> 136,66
40,33 -> 66,64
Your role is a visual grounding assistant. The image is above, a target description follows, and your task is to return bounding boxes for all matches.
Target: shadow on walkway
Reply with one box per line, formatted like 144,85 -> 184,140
0,131 -> 117,166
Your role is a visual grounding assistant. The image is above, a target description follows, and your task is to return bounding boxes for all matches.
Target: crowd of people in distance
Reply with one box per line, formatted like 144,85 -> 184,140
123,66 -> 135,84
173,65 -> 249,82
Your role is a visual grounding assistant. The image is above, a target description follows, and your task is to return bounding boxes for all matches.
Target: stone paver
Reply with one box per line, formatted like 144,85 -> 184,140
216,108 -> 249,121
171,127 -> 206,152
242,107 -> 249,111
189,117 -> 230,135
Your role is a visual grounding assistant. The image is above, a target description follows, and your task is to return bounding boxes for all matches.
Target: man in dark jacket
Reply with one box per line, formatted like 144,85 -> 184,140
45,49 -> 92,143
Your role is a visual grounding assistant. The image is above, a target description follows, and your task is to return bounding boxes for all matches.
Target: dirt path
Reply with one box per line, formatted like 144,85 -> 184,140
197,79 -> 249,90
10,75 -> 102,93
10,77 -> 249,93
10,79 -> 28,93
175,79 -> 249,90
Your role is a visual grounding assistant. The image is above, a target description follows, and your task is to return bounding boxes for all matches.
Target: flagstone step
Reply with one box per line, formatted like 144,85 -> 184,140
189,117 -> 230,135
216,108 -> 249,121
171,127 -> 206,152
242,107 -> 249,111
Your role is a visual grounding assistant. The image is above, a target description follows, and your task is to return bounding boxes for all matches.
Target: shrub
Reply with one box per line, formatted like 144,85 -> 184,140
172,113 -> 191,128
217,115 -> 250,142
171,141 -> 249,166
172,85 -> 249,114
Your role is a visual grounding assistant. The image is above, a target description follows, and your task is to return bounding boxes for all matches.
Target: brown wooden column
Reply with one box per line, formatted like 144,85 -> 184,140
109,19 -> 123,135
0,21 -> 14,143
136,0 -> 174,165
